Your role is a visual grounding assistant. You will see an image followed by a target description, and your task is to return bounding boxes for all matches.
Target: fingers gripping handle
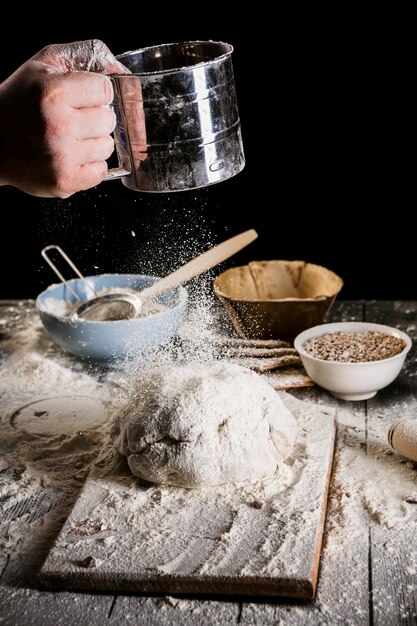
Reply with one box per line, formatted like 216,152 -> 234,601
104,76 -> 132,181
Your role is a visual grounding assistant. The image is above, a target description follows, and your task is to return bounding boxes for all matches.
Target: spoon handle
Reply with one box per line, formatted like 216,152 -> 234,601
141,229 -> 258,299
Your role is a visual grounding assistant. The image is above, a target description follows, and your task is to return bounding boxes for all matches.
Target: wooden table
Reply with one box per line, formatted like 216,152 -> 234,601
0,300 -> 416,625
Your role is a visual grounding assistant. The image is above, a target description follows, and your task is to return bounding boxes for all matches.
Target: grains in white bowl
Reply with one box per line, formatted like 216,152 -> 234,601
303,331 -> 406,363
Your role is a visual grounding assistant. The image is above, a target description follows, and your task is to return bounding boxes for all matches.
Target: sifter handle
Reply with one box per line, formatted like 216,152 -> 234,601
103,76 -> 132,181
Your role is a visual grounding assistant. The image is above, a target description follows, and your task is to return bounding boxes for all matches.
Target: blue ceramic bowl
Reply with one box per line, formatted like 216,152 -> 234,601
36,274 -> 188,364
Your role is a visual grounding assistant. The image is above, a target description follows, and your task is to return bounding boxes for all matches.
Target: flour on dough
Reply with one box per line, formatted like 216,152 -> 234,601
111,362 -> 297,488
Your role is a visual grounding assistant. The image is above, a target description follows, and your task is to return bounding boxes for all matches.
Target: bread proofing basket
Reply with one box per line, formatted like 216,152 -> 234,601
213,261 -> 343,343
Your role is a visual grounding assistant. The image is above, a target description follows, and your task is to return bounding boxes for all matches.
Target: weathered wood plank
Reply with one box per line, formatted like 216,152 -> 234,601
0,586 -> 113,626
108,595 -> 241,626
0,555 -> 8,581
327,300 -> 366,323
240,301 -> 371,624
365,301 -> 417,625
0,491 -> 115,626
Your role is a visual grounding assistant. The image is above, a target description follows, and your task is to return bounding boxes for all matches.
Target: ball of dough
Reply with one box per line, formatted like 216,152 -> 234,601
111,362 -> 297,488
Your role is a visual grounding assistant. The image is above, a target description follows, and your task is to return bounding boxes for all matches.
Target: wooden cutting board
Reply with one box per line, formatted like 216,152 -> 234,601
39,394 -> 336,600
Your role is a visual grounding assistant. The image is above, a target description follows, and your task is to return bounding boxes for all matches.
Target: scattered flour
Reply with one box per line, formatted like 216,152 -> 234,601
0,300 -> 416,621
42,297 -> 70,317
12,396 -> 109,435
0,304 -> 123,570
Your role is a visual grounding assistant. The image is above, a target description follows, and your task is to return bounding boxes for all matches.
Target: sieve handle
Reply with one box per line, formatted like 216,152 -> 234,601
41,245 -> 96,301
103,76 -> 132,181
104,165 -> 131,181
140,229 -> 258,300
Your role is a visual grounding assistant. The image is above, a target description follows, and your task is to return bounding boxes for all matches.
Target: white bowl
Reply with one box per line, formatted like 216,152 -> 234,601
294,322 -> 412,401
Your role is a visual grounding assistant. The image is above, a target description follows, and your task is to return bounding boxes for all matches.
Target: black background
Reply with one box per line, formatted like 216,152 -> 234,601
0,13 -> 410,299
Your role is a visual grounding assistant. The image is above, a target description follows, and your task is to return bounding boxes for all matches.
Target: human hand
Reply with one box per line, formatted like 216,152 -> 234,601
0,40 -> 129,198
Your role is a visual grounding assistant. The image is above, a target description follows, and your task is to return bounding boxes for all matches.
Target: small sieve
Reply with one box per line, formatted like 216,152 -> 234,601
41,246 -> 142,321
41,230 -> 258,323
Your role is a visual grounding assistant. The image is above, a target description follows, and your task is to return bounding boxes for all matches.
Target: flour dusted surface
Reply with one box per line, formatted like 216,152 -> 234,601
111,362 -> 297,488
41,393 -> 336,588
2,301 -> 417,621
